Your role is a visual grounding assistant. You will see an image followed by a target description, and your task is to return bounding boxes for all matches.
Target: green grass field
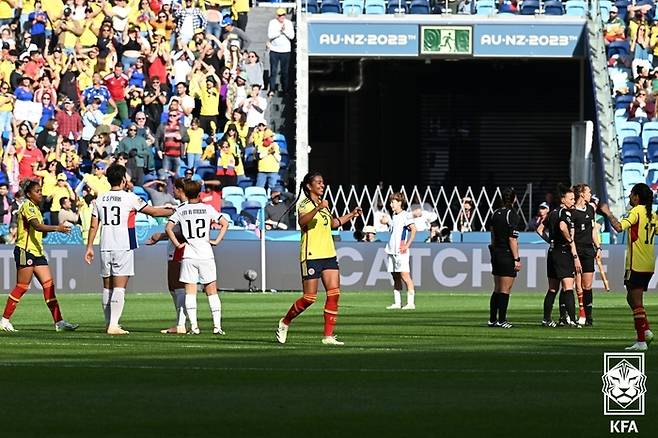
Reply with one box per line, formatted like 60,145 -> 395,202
0,291 -> 656,437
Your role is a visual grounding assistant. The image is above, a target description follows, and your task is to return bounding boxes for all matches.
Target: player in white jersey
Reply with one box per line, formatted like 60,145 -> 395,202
385,192 -> 417,310
146,177 -> 189,334
84,164 -> 174,335
165,179 -> 229,335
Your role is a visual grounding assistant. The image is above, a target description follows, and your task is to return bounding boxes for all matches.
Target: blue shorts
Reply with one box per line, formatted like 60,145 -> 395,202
301,257 -> 339,281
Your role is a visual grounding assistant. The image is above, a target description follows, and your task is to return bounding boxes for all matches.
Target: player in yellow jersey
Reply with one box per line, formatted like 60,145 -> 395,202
275,172 -> 362,346
0,180 -> 78,333
599,183 -> 656,351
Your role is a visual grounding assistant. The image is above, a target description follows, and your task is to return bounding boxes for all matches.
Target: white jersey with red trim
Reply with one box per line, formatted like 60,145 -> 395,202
168,202 -> 222,260
93,190 -> 147,250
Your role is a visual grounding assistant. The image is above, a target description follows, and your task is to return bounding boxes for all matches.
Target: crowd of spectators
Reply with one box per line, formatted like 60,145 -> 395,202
0,0 -> 296,242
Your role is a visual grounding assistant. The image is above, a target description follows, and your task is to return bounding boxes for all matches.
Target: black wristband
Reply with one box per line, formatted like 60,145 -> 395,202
514,257 -> 521,262
573,254 -> 579,259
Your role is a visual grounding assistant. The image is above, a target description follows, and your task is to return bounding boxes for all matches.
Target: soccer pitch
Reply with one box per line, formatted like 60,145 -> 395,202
0,292 -> 655,437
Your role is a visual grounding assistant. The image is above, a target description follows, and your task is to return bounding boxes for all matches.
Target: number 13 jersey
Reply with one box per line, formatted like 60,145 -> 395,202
298,198 -> 335,262
93,190 -> 148,250
621,204 -> 658,272
168,202 -> 222,260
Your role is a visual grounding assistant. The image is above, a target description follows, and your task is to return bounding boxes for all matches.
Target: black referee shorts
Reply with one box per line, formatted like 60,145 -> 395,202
489,245 -> 516,278
624,270 -> 653,291
547,247 -> 575,280
576,245 -> 596,274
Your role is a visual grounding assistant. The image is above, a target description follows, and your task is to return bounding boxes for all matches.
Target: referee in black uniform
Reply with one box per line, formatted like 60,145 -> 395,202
572,183 -> 600,325
487,188 -> 522,328
536,184 -> 582,327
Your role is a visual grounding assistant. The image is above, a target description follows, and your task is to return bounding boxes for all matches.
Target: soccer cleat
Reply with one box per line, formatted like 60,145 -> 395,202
401,304 -> 416,310
55,320 -> 79,332
0,318 -> 16,332
321,335 -> 344,346
386,303 -> 402,310
578,316 -> 586,326
213,327 -> 225,335
585,319 -> 593,326
541,320 -> 557,328
187,327 -> 200,335
568,321 -> 582,329
645,330 -> 654,344
275,318 -> 288,344
495,321 -> 513,329
487,320 -> 497,327
625,341 -> 648,351
107,325 -> 129,335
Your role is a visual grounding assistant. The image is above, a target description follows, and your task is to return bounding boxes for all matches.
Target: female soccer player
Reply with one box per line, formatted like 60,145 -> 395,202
536,184 -> 581,327
487,188 -> 521,328
146,177 -> 189,334
385,192 -> 417,310
599,183 -> 656,351
275,172 -> 362,346
572,184 -> 601,326
0,180 -> 78,333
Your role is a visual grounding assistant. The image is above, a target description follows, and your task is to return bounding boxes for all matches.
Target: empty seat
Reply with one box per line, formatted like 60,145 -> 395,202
273,133 -> 288,152
365,0 -> 386,13
617,121 -> 642,141
320,0 -> 341,13
409,0 -> 430,13
342,0 -> 364,14
520,0 -> 540,14
475,0 -> 495,15
301,0 -> 319,13
607,40 -> 630,59
241,200 -> 263,222
615,0 -> 630,20
622,163 -> 646,194
195,165 -> 216,180
544,0 -> 564,15
566,0 -> 587,16
238,178 -> 254,189
245,187 -> 268,208
615,108 -> 628,126
387,0 -> 407,13
615,94 -> 634,111
222,186 -> 244,199
221,205 -> 238,222
647,137 -> 658,162
599,0 -> 612,18
621,136 -> 644,163
642,122 -> 658,149
646,162 -> 658,186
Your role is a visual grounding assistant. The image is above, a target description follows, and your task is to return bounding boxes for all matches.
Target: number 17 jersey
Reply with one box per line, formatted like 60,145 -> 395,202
93,190 -> 148,250
168,202 -> 222,260
621,204 -> 658,272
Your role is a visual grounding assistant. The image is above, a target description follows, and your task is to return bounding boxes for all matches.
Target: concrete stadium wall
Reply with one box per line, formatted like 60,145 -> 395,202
0,243 -> 638,293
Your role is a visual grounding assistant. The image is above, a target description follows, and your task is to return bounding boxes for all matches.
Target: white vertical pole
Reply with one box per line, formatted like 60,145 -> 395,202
296,7 -> 309,227
260,207 -> 266,292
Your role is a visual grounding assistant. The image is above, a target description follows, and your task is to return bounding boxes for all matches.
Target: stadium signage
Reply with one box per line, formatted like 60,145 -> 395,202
602,352 -> 645,434
308,23 -> 419,57
473,24 -> 584,58
420,26 -> 472,56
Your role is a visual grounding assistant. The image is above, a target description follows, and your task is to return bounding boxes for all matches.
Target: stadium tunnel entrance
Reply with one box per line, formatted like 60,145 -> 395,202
308,58 -> 597,200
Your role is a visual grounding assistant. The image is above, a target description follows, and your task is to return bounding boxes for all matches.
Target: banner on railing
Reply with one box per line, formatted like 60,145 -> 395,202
308,22 -> 419,57
472,23 -> 585,58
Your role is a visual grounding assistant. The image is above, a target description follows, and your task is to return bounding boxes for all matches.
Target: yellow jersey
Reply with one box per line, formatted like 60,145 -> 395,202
298,198 -> 335,262
621,205 -> 658,272
194,86 -> 220,116
16,200 -> 44,257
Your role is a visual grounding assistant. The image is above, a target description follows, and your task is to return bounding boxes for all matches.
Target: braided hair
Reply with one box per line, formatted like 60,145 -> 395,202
631,183 -> 655,223
276,171 -> 324,227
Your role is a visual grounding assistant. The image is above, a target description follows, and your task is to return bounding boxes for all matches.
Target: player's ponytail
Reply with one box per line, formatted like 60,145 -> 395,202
631,183 -> 654,222
20,178 -> 40,196
556,183 -> 573,203
275,172 -> 323,229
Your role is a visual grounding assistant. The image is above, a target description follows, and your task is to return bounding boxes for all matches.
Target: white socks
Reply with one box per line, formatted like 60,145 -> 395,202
102,288 -> 111,326
185,294 -> 198,329
208,294 -> 222,330
174,289 -> 187,326
392,290 -> 401,306
407,290 -> 415,306
109,288 -> 126,327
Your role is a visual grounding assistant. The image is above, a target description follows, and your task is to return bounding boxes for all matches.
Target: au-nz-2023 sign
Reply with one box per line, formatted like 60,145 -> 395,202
473,23 -> 585,58
307,22 -> 419,57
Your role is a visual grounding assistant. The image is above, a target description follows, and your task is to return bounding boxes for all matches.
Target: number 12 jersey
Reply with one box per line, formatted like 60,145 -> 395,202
168,202 -> 222,260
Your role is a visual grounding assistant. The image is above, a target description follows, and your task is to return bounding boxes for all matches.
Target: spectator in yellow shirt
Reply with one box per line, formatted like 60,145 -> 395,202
49,173 -> 75,224
232,0 -> 250,31
256,132 -> 281,189
185,118 -> 204,170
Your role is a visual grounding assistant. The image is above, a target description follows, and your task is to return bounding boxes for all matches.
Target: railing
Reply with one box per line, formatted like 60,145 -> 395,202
323,184 -> 534,231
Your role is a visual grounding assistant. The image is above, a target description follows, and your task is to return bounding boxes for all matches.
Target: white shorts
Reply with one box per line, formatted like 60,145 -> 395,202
100,250 -> 134,278
179,259 -> 217,285
387,253 -> 410,273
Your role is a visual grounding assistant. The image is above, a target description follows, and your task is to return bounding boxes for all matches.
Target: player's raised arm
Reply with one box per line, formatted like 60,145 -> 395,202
142,205 -> 176,217
332,206 -> 362,229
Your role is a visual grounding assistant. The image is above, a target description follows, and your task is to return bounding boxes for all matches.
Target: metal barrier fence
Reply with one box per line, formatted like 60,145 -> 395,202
323,184 -> 534,232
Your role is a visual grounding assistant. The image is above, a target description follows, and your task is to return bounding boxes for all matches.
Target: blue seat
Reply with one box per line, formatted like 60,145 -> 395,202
387,0 -> 407,13
225,194 -> 245,210
273,133 -> 287,152
409,0 -> 430,13
621,136 -> 644,163
221,205 -> 238,222
647,137 -> 658,162
237,177 -> 254,189
365,0 -> 386,13
245,186 -> 268,207
301,0 -> 319,12
615,108 -> 628,126
342,0 -> 364,14
544,0 -> 564,15
607,40 -> 631,59
475,0 -> 495,15
642,121 -> 658,149
320,0 -> 341,13
646,162 -> 658,186
195,165 -> 216,180
566,0 -> 587,16
599,0 -> 612,18
520,0 -> 539,14
136,212 -> 158,226
622,163 -> 646,195
222,186 -> 244,199
42,212 -> 51,225
615,94 -> 634,111
617,121 -> 642,142
241,200 -> 262,221
133,186 -> 150,203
